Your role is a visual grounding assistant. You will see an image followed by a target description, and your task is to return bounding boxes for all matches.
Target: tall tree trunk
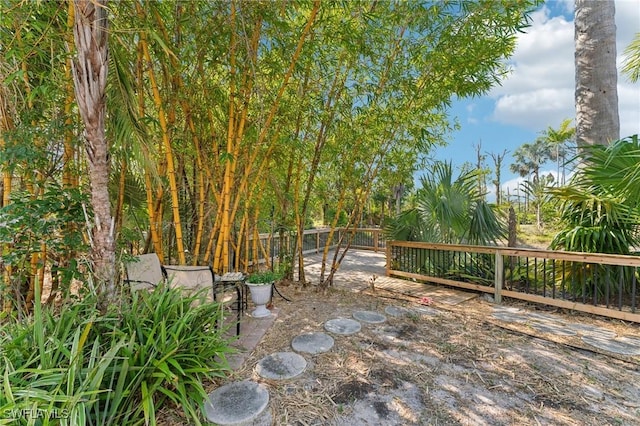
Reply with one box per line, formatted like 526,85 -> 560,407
71,0 -> 116,310
575,0 -> 619,148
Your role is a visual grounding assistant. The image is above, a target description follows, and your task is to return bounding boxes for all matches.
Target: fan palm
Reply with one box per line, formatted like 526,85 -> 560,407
550,135 -> 640,254
385,161 -> 505,246
549,135 -> 640,299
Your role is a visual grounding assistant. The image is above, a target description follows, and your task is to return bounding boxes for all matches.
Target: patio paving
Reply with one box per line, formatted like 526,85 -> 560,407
302,249 -> 478,305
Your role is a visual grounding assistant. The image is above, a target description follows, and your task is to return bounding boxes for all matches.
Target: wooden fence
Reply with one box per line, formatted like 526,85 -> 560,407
386,241 -> 640,323
237,227 -> 384,269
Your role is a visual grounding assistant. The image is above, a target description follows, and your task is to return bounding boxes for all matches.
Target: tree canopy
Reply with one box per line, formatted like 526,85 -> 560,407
0,0 -> 539,309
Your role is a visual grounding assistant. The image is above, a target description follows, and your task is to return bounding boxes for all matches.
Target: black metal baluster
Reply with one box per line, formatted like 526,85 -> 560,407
581,264 -> 586,304
618,266 -> 623,311
551,259 -> 556,299
561,260 -> 566,300
531,258 -> 536,293
592,264 -> 597,306
632,271 -> 637,313
605,267 -> 610,308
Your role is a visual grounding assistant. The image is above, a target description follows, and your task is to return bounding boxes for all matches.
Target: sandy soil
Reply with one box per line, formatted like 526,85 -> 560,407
168,282 -> 640,426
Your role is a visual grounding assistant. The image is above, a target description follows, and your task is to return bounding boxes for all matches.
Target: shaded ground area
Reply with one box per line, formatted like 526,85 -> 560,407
209,285 -> 640,426
159,250 -> 640,425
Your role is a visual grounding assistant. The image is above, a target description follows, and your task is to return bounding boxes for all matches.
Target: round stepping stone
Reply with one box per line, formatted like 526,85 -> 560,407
567,323 -> 617,339
530,322 -> 578,336
385,306 -> 410,317
203,380 -> 270,425
491,311 -> 529,323
353,310 -> 387,324
256,352 -> 307,380
292,332 -> 334,354
324,318 -> 361,335
582,335 -> 640,356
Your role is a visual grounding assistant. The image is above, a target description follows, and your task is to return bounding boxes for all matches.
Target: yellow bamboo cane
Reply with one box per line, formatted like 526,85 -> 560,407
140,38 -> 186,264
214,0 -> 239,273
216,2 -> 320,271
0,90 -> 14,314
63,1 -> 76,188
135,32 -> 164,259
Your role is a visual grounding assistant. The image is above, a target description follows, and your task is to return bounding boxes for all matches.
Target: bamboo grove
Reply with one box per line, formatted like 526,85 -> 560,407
0,0 -> 539,312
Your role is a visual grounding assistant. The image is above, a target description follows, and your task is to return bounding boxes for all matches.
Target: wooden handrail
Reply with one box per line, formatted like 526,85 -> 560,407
386,240 -> 640,323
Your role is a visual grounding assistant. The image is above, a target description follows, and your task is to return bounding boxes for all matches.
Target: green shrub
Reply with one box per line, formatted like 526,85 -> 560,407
0,186 -> 88,314
0,283 -> 233,425
246,269 -> 283,284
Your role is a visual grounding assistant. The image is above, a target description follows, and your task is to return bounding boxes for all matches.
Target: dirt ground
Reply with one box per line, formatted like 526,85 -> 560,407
195,282 -> 640,426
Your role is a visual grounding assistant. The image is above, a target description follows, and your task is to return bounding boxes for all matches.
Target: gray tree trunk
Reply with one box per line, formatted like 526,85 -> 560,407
575,0 -> 620,148
71,0 -> 116,311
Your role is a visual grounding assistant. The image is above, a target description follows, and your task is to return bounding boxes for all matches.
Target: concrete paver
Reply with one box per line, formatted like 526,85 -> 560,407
291,332 -> 334,354
324,318 -> 362,335
203,380 -> 270,425
255,352 -> 307,380
353,310 -> 387,324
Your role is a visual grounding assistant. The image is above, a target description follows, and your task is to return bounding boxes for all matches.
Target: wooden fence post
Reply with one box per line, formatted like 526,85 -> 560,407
386,243 -> 391,277
374,230 -> 379,252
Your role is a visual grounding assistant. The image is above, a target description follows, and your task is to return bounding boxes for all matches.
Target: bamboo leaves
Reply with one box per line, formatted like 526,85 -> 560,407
1,0 -> 539,290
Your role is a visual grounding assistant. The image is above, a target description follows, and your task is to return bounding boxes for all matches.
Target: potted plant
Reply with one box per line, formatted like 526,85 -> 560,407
245,270 -> 283,318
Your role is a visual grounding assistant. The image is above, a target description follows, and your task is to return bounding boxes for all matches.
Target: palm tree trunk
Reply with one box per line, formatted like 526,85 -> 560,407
575,0 -> 619,147
71,0 -> 116,311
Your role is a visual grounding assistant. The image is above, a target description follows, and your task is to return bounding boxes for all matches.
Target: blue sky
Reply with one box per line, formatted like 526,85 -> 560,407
427,0 -> 640,199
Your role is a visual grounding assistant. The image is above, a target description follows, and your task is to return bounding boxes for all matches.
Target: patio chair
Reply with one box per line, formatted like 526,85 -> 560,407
163,265 -> 244,336
162,265 -> 216,298
124,253 -> 165,291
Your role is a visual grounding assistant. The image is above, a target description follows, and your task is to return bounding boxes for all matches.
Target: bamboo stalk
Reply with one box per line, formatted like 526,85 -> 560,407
0,88 -> 14,314
135,32 -> 164,259
215,2 -> 320,272
214,0 -> 239,273
138,6 -> 186,265
63,1 -> 76,188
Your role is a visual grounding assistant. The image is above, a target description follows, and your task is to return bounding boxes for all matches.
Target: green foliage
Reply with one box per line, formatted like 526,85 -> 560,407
0,284 -> 232,425
247,269 -> 283,284
622,32 -> 640,83
383,209 -> 437,242
509,138 -> 553,182
385,161 -> 505,245
550,135 -> 640,254
325,208 -> 348,227
0,186 -> 88,312
1,0 -> 541,293
0,186 -> 87,261
550,135 -> 640,298
519,174 -> 554,229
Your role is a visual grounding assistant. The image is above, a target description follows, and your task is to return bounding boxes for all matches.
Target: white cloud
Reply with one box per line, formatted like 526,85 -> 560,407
619,83 -> 640,138
490,1 -> 640,137
500,169 -> 573,200
493,88 -> 574,130
501,176 -> 526,198
616,0 -> 640,137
